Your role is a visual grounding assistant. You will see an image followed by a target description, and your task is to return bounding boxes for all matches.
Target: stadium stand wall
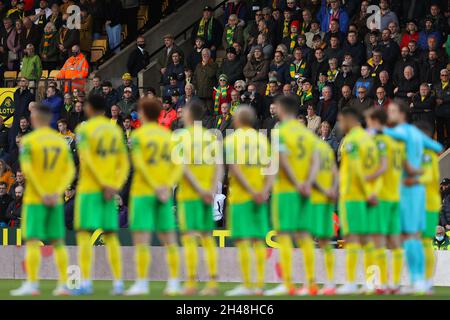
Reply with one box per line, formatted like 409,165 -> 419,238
439,148 -> 450,181
1,247 -> 450,286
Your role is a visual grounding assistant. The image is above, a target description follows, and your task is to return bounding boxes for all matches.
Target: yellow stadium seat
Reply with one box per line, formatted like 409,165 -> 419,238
91,48 -> 104,63
91,39 -> 108,54
48,70 -> 60,79
121,24 -> 128,42
41,70 -> 49,79
4,71 -> 17,80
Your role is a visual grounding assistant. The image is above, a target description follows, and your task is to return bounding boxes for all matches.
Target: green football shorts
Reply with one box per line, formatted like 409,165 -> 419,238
178,199 -> 214,232
129,195 -> 175,232
271,192 -> 311,232
228,201 -> 269,239
367,200 -> 401,235
339,200 -> 369,236
424,211 -> 439,238
309,203 -> 334,239
22,203 -> 65,241
75,192 -> 118,232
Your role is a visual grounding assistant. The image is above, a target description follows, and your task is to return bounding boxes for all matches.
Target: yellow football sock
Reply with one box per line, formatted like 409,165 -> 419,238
135,243 -> 150,280
423,239 -> 435,281
346,242 -> 360,283
104,233 -> 122,280
201,236 -> 217,288
375,248 -> 387,286
254,241 -> 266,289
277,234 -> 293,288
166,243 -> 180,279
298,237 -> 315,285
324,244 -> 335,283
237,240 -> 251,288
76,231 -> 92,280
392,248 -> 403,286
26,240 -> 41,282
363,242 -> 375,281
182,235 -> 198,288
54,244 -> 69,285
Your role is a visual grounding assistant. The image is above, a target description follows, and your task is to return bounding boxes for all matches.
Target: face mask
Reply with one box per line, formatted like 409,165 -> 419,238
138,44 -> 145,49
436,235 -> 444,241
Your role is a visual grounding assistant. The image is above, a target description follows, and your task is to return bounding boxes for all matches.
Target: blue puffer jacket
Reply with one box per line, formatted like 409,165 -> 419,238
317,0 -> 349,33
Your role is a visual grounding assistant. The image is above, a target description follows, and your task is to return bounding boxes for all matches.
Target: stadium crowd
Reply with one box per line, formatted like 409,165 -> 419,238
0,0 -> 450,246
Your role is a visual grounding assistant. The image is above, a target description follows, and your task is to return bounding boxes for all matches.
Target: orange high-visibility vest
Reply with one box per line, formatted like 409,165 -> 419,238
57,53 -> 89,92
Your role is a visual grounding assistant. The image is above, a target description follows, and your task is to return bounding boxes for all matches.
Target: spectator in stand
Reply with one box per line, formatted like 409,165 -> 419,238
261,77 -> 279,119
117,87 -> 137,116
158,97 -> 177,129
191,6 -> 223,55
393,46 -> 418,86
157,34 -> 183,80
18,117 -> 31,135
342,30 -> 365,66
350,85 -> 373,114
6,184 -> 22,226
7,0 -> 25,22
394,65 -> 419,103
60,92 -> 74,121
222,14 -> 244,50
67,100 -> 86,131
261,102 -> 278,137
410,83 -> 436,131
122,114 -> 133,146
317,0 -> 349,33
214,103 -> 233,135
319,120 -> 339,153
305,103 -> 320,133
248,32 -> 273,60
243,46 -> 269,95
41,85 -> 63,129
0,117 -> 7,159
103,0 -> 122,54
193,48 -> 217,113
376,70 -> 394,98
39,22 -> 59,70
223,0 -> 249,26
109,104 -> 123,127
400,20 -> 420,49
440,178 -> 450,231
47,3 -> 62,29
374,87 -> 390,109
433,226 -> 450,250
305,19 -> 324,48
79,6 -> 92,56
89,76 -> 102,96
170,107 -> 184,131
317,86 -> 337,127
102,80 -> 120,116
163,74 -> 184,99
163,51 -> 185,86
7,133 -> 21,172
420,50 -> 444,85
186,36 -> 205,72
57,118 -> 76,145
213,74 -> 234,116
0,181 -> 11,227
20,17 -> 41,50
20,44 -> 42,87
338,84 -> 353,111
0,160 -> 14,192
6,18 -> 21,71
127,36 -> 150,77
367,50 -> 385,80
229,89 -> 241,115
378,28 -> 400,71
269,50 -> 289,85
63,184 -> 75,230
31,0 -> 51,31
217,46 -> 244,85
57,19 -> 80,62
8,170 -> 24,196
11,77 -> 33,141
282,19 -> 299,54
378,0 -> 398,31
434,69 -> 450,147
350,0 -> 369,34
324,19 -> 345,47
57,45 -> 89,93
117,73 -> 139,100
179,83 -> 198,107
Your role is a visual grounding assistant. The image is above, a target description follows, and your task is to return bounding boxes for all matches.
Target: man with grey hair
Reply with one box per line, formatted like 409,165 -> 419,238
434,68 -> 450,147
317,86 -> 338,127
193,48 -> 218,113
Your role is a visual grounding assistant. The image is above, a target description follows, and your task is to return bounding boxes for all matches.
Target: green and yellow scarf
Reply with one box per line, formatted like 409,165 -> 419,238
290,61 -> 306,79
213,85 -> 229,115
42,31 -> 56,56
283,20 -> 290,38
226,26 -> 236,47
197,17 -> 213,42
230,101 -> 239,115
300,89 -> 313,104
327,69 -> 338,82
289,33 -> 298,52
216,113 -> 230,128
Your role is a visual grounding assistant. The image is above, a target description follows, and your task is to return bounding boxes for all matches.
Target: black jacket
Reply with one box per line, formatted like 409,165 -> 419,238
11,88 -> 33,146
421,60 -> 445,85
440,189 -> 450,226
191,17 -> 223,49
127,47 -> 150,77
395,77 -> 420,101
104,90 -> 120,117
67,110 -> 86,132
434,81 -> 450,118
317,99 -> 338,128
217,58 -> 244,85
0,194 -> 12,224
6,199 -> 21,227
342,41 -> 366,66
393,57 -> 419,86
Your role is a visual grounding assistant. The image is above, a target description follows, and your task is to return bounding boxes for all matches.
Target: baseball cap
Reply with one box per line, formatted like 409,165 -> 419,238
441,178 -> 450,185
218,74 -> 228,82
203,5 -> 213,11
226,46 -> 237,55
123,87 -> 132,93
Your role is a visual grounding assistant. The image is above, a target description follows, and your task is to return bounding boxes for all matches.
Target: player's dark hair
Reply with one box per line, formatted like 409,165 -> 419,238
340,107 -> 361,121
392,98 -> 410,115
34,103 -> 52,119
57,118 -> 68,125
138,97 -> 162,121
415,120 -> 433,137
275,95 -> 298,116
236,105 -> 256,127
186,101 -> 205,121
87,93 -> 107,112
367,108 -> 387,125
0,181 -> 7,188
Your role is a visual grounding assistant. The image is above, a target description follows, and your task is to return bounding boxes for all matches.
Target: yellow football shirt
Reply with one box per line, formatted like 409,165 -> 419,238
176,124 -> 220,201
75,115 -> 130,193
374,133 -> 405,202
420,149 -> 441,212
311,139 -> 335,204
273,119 -> 318,194
130,122 -> 182,197
339,126 -> 379,201
225,127 -> 270,204
20,127 -> 75,204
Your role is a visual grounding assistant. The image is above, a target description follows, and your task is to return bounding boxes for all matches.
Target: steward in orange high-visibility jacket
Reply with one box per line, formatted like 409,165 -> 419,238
57,45 -> 89,92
